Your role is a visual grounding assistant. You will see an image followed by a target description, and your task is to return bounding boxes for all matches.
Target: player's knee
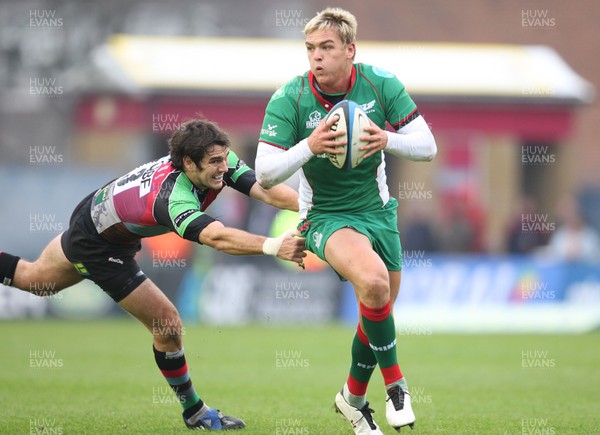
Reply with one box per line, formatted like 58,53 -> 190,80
14,262 -> 62,295
29,282 -> 63,297
357,273 -> 390,307
151,307 -> 183,347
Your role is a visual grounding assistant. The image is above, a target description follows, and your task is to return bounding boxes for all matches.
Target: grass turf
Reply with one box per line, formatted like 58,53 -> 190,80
1,320 -> 599,434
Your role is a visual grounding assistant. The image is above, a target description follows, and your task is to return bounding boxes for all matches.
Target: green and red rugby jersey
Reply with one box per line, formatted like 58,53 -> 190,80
90,151 -> 255,243
259,63 -> 418,220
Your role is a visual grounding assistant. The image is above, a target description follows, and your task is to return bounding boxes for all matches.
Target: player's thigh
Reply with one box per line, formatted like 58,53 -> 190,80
13,233 -> 83,291
118,279 -> 180,333
325,227 -> 389,294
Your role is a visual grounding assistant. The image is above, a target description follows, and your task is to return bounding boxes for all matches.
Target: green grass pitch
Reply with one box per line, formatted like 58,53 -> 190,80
1,320 -> 599,434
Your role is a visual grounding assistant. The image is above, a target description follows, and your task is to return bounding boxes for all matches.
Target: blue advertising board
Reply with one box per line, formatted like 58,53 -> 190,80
339,254 -> 600,333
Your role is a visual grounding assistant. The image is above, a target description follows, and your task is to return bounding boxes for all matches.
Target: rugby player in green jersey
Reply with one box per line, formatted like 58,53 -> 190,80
0,119 -> 306,431
256,8 -> 436,434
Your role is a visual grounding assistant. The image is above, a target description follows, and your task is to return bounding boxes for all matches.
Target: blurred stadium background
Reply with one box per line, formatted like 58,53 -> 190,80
1,1 -> 600,331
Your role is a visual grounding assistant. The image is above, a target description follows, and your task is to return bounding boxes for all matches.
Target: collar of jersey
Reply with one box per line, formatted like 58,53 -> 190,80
308,63 -> 358,112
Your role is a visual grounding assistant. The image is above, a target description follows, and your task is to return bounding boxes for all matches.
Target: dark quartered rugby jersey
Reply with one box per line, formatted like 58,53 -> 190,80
90,152 -> 255,244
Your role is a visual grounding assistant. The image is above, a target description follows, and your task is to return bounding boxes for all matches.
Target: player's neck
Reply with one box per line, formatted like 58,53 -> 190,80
314,80 -> 346,96
314,66 -> 353,94
315,80 -> 350,96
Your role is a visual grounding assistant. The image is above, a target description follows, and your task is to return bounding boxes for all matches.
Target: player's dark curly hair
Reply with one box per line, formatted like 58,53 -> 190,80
169,119 -> 230,170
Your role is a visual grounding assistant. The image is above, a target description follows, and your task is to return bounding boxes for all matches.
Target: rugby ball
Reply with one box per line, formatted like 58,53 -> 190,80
325,100 -> 370,170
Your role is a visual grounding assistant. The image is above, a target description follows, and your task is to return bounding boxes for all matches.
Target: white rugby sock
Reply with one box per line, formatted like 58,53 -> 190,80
343,383 -> 367,409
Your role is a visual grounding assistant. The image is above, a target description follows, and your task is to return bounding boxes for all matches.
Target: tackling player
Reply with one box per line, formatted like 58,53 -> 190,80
255,8 -> 436,434
0,119 -> 306,431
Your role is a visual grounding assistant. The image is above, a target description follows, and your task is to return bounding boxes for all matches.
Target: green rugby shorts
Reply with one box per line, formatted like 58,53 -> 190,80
299,197 -> 402,276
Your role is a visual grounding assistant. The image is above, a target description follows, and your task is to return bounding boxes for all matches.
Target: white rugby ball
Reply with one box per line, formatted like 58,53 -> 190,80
325,100 -> 370,170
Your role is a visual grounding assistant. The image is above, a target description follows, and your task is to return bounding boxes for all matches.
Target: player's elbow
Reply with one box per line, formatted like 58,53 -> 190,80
256,174 -> 276,190
260,177 -> 277,190
407,141 -> 437,162
416,132 -> 437,162
255,166 -> 278,190
198,222 -> 228,252
423,140 -> 437,161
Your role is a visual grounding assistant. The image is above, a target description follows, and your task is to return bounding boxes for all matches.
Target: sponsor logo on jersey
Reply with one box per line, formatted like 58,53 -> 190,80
139,162 -> 162,197
108,257 -> 124,265
114,158 -> 166,197
360,99 -> 377,114
305,110 -> 322,129
261,124 -> 278,137
94,186 -> 110,205
173,209 -> 198,228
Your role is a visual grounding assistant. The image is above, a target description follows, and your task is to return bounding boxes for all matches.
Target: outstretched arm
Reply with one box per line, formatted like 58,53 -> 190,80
198,221 -> 306,265
249,181 -> 299,212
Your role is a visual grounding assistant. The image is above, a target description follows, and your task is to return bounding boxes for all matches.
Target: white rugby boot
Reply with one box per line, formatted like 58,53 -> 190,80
335,391 -> 383,435
385,385 -> 415,431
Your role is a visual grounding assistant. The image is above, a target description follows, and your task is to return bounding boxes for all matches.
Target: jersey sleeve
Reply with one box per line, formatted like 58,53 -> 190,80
372,66 -> 419,130
154,173 -> 216,243
168,201 -> 216,243
259,77 -> 303,149
224,150 -> 256,196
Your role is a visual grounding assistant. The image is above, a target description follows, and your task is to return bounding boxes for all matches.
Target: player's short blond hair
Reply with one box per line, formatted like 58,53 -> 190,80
303,7 -> 357,46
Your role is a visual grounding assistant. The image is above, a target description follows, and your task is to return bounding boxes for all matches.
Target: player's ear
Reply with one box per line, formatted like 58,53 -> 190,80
183,155 -> 195,171
347,42 -> 356,60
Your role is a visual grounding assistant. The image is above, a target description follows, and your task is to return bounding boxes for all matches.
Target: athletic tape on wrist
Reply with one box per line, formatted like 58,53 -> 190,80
262,230 -> 294,256
262,236 -> 283,256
